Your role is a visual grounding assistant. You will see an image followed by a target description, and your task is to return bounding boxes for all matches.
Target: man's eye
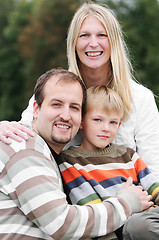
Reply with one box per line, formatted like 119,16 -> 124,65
71,106 -> 80,111
52,103 -> 61,107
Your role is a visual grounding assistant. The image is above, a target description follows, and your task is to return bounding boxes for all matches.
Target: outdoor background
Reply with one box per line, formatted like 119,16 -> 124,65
0,0 -> 159,121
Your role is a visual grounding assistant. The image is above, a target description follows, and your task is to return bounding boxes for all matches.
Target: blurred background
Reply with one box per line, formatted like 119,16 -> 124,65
0,0 -> 159,121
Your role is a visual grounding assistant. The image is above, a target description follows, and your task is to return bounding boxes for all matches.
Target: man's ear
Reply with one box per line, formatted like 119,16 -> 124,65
79,121 -> 83,129
33,101 -> 39,119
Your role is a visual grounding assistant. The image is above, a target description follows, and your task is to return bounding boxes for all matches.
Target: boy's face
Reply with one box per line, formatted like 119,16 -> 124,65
80,109 -> 121,150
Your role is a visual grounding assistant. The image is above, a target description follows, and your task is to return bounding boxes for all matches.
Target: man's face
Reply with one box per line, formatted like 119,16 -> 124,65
33,76 -> 83,153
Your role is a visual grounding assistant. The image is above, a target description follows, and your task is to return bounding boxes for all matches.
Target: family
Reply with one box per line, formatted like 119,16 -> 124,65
0,1 -> 159,240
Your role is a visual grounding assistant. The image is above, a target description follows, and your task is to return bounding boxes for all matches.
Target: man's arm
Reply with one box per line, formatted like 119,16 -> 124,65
4,143 -> 152,240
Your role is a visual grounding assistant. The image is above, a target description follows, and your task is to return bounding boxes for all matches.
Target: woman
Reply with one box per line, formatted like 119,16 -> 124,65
1,1 -> 159,180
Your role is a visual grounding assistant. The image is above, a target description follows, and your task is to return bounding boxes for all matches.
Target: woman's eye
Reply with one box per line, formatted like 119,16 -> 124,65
99,33 -> 107,37
79,33 -> 88,37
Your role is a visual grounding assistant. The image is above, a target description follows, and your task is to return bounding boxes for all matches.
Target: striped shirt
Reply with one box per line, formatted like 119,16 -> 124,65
0,134 -> 141,240
59,144 -> 159,205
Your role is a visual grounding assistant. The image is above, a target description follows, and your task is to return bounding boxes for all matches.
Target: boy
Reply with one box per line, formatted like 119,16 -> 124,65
59,85 -> 159,239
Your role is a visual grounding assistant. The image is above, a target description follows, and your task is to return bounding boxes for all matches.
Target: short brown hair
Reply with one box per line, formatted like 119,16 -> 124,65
34,68 -> 86,110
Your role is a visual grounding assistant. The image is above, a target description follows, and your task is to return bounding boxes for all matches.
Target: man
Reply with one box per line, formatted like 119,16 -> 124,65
0,68 -> 152,239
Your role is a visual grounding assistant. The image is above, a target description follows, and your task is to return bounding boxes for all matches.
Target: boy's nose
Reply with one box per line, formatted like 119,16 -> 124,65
103,123 -> 110,131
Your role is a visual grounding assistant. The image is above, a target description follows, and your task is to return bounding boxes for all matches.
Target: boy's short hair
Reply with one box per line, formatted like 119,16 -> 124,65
83,85 -> 125,120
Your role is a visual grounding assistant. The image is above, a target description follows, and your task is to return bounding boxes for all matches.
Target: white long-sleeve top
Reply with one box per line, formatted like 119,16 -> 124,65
21,80 -> 159,180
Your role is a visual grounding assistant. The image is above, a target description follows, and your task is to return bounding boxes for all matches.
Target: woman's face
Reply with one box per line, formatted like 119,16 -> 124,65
76,15 -> 111,71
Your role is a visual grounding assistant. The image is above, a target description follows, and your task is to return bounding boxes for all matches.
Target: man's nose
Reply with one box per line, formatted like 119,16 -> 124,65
59,107 -> 71,121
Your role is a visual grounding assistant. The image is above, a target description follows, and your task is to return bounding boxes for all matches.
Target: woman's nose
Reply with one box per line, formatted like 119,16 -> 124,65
89,35 -> 98,47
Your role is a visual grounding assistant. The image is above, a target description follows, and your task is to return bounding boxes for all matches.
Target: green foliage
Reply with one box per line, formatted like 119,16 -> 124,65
17,0 -> 81,94
0,0 -> 158,121
108,0 -> 159,106
0,0 -> 80,120
0,0 -> 34,120
128,0 -> 159,106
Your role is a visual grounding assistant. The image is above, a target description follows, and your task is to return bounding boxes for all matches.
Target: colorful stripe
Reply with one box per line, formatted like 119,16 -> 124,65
0,135 -> 133,239
59,144 -> 159,206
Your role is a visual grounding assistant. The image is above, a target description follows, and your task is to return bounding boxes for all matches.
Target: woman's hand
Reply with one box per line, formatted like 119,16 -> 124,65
0,121 -> 34,144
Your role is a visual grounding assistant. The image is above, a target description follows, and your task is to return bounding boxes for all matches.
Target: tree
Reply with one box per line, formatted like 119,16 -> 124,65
0,0 -> 32,120
113,0 -> 159,107
0,0 -> 81,120
17,0 -> 81,94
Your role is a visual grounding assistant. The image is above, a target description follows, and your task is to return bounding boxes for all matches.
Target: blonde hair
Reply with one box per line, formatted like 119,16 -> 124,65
84,85 -> 125,121
67,1 -> 133,119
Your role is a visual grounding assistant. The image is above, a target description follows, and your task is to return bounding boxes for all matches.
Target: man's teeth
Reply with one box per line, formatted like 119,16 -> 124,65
56,124 -> 69,129
87,52 -> 102,57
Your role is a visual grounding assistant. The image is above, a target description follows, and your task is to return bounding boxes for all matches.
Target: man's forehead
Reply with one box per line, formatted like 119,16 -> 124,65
43,76 -> 83,101
46,75 -> 81,88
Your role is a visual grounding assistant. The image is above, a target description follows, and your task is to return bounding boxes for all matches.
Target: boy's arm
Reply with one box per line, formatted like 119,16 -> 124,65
4,146 -> 152,239
132,151 -> 159,206
152,192 -> 159,205
148,183 -> 159,205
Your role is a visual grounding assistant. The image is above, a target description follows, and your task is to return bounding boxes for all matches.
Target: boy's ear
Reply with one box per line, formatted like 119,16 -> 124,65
119,121 -> 122,127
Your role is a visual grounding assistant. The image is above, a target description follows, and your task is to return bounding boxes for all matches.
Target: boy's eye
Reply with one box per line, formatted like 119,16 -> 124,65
94,118 -> 101,122
110,121 -> 117,125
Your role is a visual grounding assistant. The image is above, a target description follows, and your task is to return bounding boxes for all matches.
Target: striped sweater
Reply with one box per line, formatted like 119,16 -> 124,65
59,144 -> 159,205
0,133 -> 142,240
